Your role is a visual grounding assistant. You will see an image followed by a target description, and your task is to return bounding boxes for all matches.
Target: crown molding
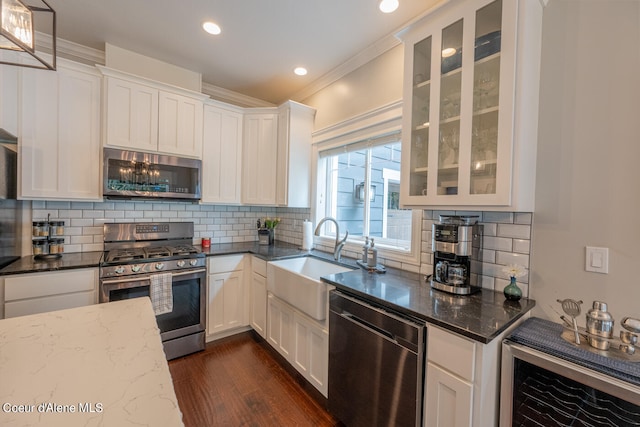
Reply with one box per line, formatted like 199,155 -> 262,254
36,32 -> 105,65
201,82 -> 275,108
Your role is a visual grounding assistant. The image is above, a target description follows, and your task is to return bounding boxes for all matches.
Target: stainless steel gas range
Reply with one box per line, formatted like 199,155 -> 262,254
99,222 -> 206,360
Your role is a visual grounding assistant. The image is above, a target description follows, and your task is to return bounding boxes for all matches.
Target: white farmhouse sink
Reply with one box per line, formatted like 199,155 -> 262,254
267,257 -> 353,321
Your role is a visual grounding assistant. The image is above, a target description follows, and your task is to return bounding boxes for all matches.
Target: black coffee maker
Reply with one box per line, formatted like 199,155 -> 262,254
430,215 -> 483,295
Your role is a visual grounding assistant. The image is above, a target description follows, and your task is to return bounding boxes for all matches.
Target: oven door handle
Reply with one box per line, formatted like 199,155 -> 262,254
101,276 -> 150,286
101,268 -> 207,285
172,268 -> 206,277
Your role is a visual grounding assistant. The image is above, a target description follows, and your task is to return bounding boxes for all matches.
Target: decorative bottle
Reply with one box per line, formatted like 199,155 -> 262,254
503,276 -> 522,301
362,237 -> 370,263
367,239 -> 378,268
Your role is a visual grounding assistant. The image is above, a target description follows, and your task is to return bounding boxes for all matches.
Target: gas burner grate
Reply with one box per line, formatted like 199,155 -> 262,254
105,249 -> 145,263
171,245 -> 200,256
144,247 -> 172,259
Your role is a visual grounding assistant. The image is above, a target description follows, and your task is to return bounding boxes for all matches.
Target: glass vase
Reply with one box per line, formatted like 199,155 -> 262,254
503,276 -> 522,301
268,228 -> 275,245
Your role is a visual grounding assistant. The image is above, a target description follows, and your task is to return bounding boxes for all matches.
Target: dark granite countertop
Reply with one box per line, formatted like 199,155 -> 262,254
0,251 -> 104,276
198,241 -> 313,261
0,242 -> 315,276
321,268 -> 536,344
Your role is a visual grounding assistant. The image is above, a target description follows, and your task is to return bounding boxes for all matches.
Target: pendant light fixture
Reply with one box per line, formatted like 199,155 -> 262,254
0,0 -> 56,70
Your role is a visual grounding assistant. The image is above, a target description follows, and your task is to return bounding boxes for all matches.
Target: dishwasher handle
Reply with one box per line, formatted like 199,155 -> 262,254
341,311 -> 396,343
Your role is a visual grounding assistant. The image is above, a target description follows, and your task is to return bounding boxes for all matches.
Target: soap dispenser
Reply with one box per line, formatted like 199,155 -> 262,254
367,238 -> 378,268
362,237 -> 370,263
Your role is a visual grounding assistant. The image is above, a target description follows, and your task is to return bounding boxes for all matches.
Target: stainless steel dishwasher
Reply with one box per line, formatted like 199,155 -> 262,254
328,290 -> 426,427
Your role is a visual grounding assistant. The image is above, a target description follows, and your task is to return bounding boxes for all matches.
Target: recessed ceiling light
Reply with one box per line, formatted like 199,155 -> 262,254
379,0 -> 399,13
442,47 -> 457,58
294,67 -> 308,76
202,21 -> 221,35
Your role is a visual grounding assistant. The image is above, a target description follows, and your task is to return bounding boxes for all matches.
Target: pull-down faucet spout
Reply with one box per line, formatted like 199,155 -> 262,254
314,217 -> 348,261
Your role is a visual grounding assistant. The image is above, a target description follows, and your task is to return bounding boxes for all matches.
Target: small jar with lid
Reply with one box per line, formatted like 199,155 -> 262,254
49,221 -> 64,236
32,221 -> 49,237
32,239 -> 49,256
48,238 -> 64,254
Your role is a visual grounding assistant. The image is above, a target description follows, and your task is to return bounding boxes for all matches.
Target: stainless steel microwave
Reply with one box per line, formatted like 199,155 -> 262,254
103,148 -> 202,200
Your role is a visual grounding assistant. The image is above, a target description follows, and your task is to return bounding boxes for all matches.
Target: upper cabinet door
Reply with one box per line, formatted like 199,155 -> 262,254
242,112 -> 278,205
104,76 -> 158,153
19,61 -> 102,200
399,0 -> 544,211
158,91 -> 203,157
201,102 -> 243,204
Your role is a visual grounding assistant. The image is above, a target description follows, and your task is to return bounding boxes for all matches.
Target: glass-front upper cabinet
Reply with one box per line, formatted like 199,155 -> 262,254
399,0 -> 546,211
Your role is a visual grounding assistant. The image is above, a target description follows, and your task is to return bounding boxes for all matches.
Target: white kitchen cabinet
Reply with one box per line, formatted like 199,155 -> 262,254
99,67 -> 206,158
242,110 -> 278,205
425,362 -> 473,427
201,101 -> 243,204
266,291 -> 330,397
425,319 -> 527,427
399,0 -> 545,211
19,59 -> 102,201
292,311 -> 329,396
275,101 -> 315,207
0,51 -> 20,138
3,268 -> 98,318
242,101 -> 315,207
207,255 -> 247,339
267,293 -> 293,359
158,91 -> 203,157
250,256 -> 267,338
103,75 -> 158,153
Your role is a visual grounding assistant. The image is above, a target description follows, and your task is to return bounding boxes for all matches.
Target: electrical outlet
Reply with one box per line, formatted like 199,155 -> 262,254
585,246 -> 609,274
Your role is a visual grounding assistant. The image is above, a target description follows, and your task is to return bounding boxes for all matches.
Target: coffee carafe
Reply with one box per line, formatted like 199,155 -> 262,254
430,215 -> 483,295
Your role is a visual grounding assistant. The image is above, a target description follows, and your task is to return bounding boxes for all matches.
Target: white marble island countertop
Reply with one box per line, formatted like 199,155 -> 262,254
0,298 -> 184,427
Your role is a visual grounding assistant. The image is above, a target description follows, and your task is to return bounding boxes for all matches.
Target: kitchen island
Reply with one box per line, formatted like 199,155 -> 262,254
0,298 -> 183,427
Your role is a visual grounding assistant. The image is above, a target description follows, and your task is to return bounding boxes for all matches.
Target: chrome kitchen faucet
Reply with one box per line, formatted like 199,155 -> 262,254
314,217 -> 348,261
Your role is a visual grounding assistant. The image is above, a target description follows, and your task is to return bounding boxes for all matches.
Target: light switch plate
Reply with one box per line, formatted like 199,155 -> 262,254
585,246 -> 609,274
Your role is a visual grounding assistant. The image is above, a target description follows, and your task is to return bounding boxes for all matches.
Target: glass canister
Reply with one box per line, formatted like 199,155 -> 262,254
32,239 -> 48,256
48,238 -> 64,254
32,221 -> 49,237
49,221 -> 64,236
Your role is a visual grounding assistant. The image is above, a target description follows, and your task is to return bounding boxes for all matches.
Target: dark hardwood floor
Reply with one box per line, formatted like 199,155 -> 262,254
169,331 -> 341,427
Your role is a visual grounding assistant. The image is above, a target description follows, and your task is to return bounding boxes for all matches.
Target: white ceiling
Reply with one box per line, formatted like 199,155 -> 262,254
46,0 -> 442,104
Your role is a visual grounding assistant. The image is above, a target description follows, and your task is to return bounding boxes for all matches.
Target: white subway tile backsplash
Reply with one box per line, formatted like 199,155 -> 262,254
514,212 -> 533,225
482,223 -> 497,237
70,219 -> 94,227
482,212 -> 513,223
82,210 -> 105,218
497,223 -> 531,239
104,211 -> 125,219
513,239 -> 531,254
483,236 -> 513,252
496,251 -> 530,269
31,200 -> 533,298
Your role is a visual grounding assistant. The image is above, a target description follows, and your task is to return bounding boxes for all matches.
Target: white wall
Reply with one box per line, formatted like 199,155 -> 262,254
302,45 -> 404,131
531,0 -> 640,322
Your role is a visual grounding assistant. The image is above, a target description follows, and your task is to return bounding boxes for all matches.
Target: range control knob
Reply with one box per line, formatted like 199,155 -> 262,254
155,263 -> 165,271
177,260 -> 186,268
115,266 -> 125,275
131,264 -> 141,273
189,259 -> 198,267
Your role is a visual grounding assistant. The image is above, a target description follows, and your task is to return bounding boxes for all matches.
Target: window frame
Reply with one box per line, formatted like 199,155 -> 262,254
310,101 -> 421,266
